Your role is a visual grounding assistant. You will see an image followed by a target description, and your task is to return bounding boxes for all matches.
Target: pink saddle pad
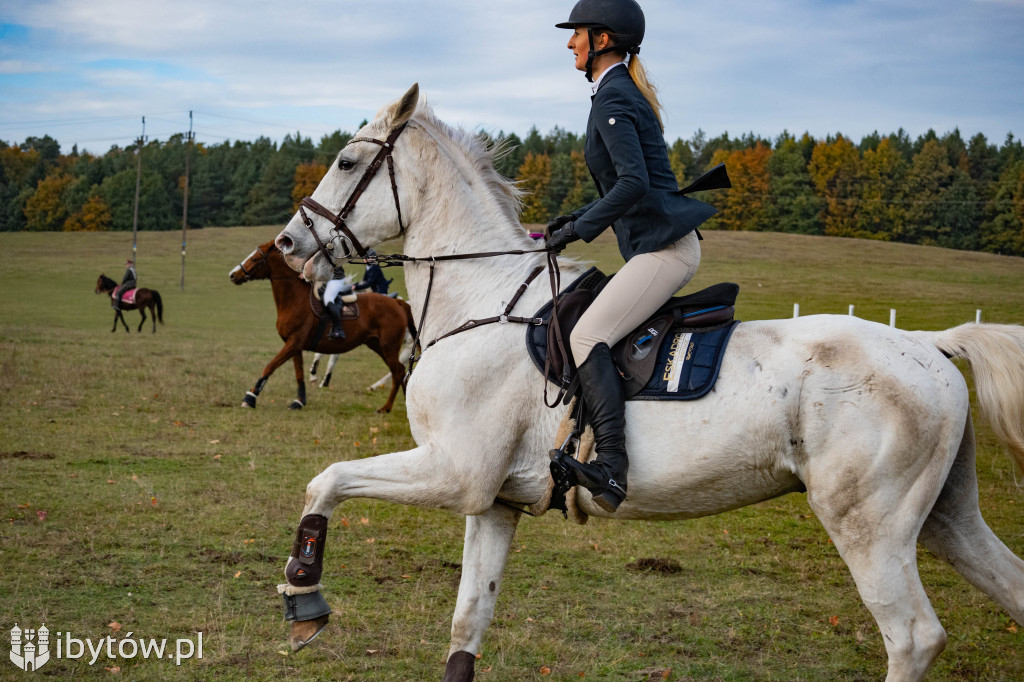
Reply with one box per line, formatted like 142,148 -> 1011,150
112,287 -> 138,305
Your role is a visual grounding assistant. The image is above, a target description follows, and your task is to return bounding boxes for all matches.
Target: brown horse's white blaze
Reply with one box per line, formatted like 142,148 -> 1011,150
272,84 -> 1024,682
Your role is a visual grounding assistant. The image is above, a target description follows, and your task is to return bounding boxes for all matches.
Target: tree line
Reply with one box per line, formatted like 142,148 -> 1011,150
2,125 -> 1022,256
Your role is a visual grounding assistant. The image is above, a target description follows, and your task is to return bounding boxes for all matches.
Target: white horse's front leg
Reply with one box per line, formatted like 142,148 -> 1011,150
444,504 -> 521,682
281,444 -> 510,650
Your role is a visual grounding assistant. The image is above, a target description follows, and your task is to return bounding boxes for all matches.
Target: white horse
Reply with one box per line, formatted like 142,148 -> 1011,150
273,84 -> 1024,682
311,338 -> 413,392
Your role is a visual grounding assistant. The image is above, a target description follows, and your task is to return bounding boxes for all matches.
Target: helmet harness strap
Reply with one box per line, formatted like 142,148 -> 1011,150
584,27 -> 640,83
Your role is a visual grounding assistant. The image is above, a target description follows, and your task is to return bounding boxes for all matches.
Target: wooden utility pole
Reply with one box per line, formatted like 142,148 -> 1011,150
180,111 -> 193,290
131,116 -> 146,263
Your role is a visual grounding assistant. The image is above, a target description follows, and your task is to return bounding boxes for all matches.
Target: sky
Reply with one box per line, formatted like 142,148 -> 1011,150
1,0 -> 1022,155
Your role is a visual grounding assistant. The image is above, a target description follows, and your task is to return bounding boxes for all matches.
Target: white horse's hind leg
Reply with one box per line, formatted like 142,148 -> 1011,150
919,418 -> 1024,624
806,443 -> 953,681
322,354 -> 340,388
368,372 -> 391,391
444,504 -> 521,682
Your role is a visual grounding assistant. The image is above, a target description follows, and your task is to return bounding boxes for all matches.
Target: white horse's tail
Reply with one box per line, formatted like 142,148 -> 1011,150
918,322 -> 1024,472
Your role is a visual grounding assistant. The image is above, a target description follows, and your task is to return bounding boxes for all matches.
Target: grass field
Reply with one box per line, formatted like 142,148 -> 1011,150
1,226 -> 1022,681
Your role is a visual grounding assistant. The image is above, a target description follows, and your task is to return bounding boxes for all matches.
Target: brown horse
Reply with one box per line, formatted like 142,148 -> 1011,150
95,274 -> 164,333
230,241 -> 415,412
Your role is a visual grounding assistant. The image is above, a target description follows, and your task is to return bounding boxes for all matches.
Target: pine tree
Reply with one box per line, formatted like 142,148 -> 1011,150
767,135 -> 821,235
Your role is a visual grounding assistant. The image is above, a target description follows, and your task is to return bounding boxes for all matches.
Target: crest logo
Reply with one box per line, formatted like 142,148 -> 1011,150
302,536 -> 317,557
10,624 -> 50,672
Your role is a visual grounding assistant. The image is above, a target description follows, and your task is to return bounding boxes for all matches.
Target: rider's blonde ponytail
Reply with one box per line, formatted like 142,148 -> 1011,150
628,54 -> 664,133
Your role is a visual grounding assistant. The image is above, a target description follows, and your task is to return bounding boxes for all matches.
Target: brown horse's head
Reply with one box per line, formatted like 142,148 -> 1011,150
230,242 -> 281,285
95,273 -> 117,294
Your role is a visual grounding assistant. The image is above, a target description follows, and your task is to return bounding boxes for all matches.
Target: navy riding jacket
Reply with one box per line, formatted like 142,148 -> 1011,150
570,66 -> 717,261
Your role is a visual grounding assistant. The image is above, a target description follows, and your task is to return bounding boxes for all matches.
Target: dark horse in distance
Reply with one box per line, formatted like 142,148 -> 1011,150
95,274 -> 164,333
230,240 -> 415,412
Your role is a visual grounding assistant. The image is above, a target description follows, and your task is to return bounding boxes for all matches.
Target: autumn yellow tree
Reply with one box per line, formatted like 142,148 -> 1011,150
808,135 -> 863,237
559,150 -> 592,214
857,138 -> 908,239
292,162 -> 328,211
710,143 -> 772,231
517,152 -> 552,224
24,172 -> 73,231
64,193 -> 112,231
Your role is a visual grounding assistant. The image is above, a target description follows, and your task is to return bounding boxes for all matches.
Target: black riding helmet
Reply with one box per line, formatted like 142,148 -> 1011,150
556,0 -> 645,82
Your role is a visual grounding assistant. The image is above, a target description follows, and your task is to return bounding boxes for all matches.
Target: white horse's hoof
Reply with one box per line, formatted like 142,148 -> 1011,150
289,615 -> 329,651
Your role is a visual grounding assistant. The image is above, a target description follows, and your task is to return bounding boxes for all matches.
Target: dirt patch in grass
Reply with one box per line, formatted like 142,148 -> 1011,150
0,450 -> 56,459
627,557 -> 685,574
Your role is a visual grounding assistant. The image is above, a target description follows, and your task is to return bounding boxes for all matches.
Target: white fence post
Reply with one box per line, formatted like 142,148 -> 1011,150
793,303 -> 800,318
890,309 -> 896,327
976,309 -> 982,324
848,305 -> 855,316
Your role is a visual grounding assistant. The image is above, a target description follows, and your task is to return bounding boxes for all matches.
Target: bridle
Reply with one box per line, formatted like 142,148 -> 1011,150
297,123 -> 407,267
234,245 -> 300,282
234,246 -> 269,282
293,119 -> 569,399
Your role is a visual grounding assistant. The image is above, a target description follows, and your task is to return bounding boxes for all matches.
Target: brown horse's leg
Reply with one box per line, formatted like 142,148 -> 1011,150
114,310 -> 130,333
365,337 -> 404,413
137,307 -> 147,333
243,344 -> 300,408
289,354 -> 307,410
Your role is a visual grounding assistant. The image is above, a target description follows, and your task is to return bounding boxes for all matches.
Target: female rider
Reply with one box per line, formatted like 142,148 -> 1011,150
549,0 -> 720,512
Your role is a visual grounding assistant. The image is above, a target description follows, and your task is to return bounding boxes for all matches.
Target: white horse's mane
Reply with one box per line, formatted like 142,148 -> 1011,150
370,96 -> 524,228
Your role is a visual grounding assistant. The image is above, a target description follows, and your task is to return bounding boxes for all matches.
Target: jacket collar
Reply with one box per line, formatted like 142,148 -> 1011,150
591,60 -> 628,95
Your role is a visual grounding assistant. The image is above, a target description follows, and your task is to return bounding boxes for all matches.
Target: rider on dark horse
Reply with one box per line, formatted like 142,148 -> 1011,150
114,259 -> 137,310
321,249 -> 392,340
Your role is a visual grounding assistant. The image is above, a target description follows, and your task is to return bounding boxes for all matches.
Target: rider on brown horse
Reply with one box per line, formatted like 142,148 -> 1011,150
321,249 -> 392,340
321,266 -> 354,341
114,259 -> 137,310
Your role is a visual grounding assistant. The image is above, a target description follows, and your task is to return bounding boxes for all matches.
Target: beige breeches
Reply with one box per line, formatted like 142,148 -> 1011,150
570,231 -> 701,363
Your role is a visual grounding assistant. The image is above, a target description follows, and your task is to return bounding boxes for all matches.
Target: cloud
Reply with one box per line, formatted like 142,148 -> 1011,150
0,0 -> 1020,153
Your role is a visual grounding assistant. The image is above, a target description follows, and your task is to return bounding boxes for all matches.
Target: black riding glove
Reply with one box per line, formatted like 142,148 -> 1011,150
546,214 -> 574,234
546,222 -> 581,252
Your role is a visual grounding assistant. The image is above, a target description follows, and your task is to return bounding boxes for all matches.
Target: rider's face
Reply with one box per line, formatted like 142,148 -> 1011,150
568,28 -> 590,72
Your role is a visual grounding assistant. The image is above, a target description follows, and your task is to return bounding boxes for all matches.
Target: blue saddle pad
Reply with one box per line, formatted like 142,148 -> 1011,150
629,321 -> 739,401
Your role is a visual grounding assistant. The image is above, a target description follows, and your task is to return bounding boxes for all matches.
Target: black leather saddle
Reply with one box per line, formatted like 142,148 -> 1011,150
526,267 -> 739,400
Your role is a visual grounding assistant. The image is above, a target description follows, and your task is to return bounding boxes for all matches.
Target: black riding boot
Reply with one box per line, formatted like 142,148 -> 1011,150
326,303 -> 346,340
560,343 -> 628,512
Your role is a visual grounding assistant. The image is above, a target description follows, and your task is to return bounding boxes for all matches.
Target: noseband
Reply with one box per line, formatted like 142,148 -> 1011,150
298,123 -> 408,267
235,246 -> 267,281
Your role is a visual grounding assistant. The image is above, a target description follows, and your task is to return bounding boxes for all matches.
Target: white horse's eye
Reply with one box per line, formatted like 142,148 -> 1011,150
339,159 -> 355,171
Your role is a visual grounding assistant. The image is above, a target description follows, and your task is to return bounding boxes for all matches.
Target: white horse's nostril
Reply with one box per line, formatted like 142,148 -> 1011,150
276,234 -> 294,254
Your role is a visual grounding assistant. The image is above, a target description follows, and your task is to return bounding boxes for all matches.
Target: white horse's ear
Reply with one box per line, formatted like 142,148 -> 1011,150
386,83 -> 419,130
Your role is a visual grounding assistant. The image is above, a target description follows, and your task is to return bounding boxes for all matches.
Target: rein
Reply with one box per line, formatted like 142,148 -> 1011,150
340,246 -> 565,389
